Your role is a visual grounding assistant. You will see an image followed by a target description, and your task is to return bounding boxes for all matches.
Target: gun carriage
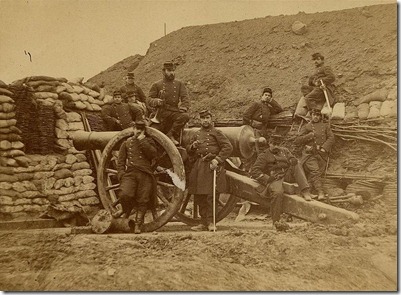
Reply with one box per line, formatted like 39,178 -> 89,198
72,124 -> 358,233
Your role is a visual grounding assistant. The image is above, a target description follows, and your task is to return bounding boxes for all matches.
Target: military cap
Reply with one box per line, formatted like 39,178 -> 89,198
312,53 -> 324,60
113,90 -> 122,96
126,90 -> 135,97
199,110 -> 212,118
163,61 -> 176,70
127,71 -> 135,78
262,87 -> 273,95
134,119 -> 147,128
311,108 -> 322,115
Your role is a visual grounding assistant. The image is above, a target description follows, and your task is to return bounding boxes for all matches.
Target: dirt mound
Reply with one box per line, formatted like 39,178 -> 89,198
88,4 -> 396,120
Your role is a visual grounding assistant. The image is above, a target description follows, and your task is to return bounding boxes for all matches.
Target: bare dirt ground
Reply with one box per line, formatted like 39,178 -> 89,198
0,197 -> 397,291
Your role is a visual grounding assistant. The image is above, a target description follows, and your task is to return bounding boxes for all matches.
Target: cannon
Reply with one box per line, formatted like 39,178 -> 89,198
72,124 -> 359,233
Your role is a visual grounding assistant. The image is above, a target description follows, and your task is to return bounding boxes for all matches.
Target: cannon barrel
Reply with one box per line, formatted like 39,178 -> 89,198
72,125 -> 260,159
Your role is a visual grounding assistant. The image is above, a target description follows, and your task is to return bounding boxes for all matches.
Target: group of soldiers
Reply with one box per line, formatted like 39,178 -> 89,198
101,53 -> 335,233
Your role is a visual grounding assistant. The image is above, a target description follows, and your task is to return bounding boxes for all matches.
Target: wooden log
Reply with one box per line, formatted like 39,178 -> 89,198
91,209 -> 133,234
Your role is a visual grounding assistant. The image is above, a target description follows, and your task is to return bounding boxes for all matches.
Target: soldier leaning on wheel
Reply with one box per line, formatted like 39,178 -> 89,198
114,120 -> 158,234
250,135 -> 314,231
294,108 -> 335,201
186,110 -> 233,232
101,90 -> 144,131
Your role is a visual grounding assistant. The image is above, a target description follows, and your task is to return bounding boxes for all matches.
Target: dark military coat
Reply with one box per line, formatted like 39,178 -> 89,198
148,78 -> 189,112
294,121 -> 335,163
187,126 -> 233,195
250,147 -> 297,181
101,102 -> 143,131
243,99 -> 283,128
120,83 -> 146,103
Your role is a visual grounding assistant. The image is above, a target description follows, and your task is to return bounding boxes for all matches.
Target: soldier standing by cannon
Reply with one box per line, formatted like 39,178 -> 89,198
187,110 -> 233,232
113,120 -> 158,234
148,61 -> 190,145
298,53 -> 336,113
250,135 -> 314,231
243,87 -> 283,138
294,108 -> 335,201
101,90 -> 144,131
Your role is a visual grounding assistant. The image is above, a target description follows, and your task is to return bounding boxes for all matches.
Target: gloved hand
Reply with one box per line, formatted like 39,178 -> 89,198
179,106 -> 188,113
259,174 -> 273,186
209,158 -> 219,170
191,140 -> 200,149
137,133 -> 145,141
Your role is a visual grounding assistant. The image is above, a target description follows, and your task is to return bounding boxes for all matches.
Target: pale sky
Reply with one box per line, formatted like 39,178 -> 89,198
0,0 -> 395,84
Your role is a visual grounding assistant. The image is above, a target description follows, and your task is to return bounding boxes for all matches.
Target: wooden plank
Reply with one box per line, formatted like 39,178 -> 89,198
0,219 -> 64,231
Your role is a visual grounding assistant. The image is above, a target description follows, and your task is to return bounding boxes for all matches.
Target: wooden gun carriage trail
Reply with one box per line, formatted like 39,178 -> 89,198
72,115 -> 359,234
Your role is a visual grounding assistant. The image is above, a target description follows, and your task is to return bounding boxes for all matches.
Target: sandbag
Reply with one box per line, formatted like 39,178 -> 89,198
0,102 -> 15,113
84,102 -> 94,111
73,101 -> 86,110
56,119 -> 69,131
84,82 -> 101,92
27,76 -> 67,82
15,156 -> 31,167
66,112 -> 81,122
344,105 -> 358,121
367,101 -> 382,119
0,95 -> 14,103
0,133 -> 21,142
0,88 -> 13,96
72,85 -> 84,94
91,104 -> 102,111
26,80 -> 60,88
55,85 -> 67,93
380,100 -> 397,118
88,90 -> 100,98
34,92 -> 58,100
54,168 -> 74,179
99,88 -> 106,100
79,93 -> 89,101
34,85 -> 57,92
357,89 -> 388,105
69,77 -> 84,84
331,103 -> 345,120
0,119 -> 16,128
357,103 -> 369,120
11,141 -> 24,149
62,83 -> 75,93
0,112 -> 16,120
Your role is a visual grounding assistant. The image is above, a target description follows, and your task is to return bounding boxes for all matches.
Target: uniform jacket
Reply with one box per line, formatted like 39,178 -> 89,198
250,146 -> 297,182
186,126 -> 233,195
308,64 -> 336,101
294,121 -> 335,153
101,102 -> 143,131
120,83 -> 146,103
148,78 -> 189,112
243,100 -> 283,128
117,136 -> 158,178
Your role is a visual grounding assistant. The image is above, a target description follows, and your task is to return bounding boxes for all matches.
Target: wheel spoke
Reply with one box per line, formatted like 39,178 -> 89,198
106,168 -> 117,174
106,183 -> 120,191
179,192 -> 191,214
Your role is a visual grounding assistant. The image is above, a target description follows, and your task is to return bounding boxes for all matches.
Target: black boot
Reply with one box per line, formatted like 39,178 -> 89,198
134,210 -> 145,234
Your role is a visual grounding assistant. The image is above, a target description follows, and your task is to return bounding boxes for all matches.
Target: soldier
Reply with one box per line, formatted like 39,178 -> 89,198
187,110 -> 233,232
114,120 -> 158,234
301,53 -> 336,112
294,108 -> 335,200
127,90 -> 148,118
250,135 -> 314,231
243,87 -> 283,137
101,90 -> 143,131
120,71 -> 147,104
148,61 -> 190,145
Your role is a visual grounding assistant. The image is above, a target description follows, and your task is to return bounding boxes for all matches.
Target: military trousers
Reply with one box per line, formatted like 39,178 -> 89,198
303,154 -> 326,193
194,194 -> 219,225
153,109 -> 190,139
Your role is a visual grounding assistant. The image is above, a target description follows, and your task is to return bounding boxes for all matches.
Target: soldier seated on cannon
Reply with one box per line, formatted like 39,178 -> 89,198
126,90 -> 148,118
294,108 -> 335,200
101,90 -> 144,131
243,87 -> 283,138
113,120 -> 158,234
250,134 -> 314,231
186,110 -> 233,232
148,61 -> 190,146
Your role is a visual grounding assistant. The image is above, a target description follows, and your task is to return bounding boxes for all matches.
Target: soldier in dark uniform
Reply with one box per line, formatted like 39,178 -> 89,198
148,61 -> 190,145
120,71 -> 147,104
243,87 -> 283,137
101,90 -> 143,131
187,110 -> 233,232
127,90 -> 148,118
250,135 -> 313,231
114,120 -> 158,234
294,108 -> 335,200
301,53 -> 336,111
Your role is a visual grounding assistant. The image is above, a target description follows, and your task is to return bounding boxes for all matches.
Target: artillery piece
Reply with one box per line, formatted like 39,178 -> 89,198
72,124 -> 359,233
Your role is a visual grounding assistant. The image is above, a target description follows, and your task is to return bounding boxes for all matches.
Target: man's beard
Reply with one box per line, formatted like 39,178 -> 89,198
165,73 -> 175,80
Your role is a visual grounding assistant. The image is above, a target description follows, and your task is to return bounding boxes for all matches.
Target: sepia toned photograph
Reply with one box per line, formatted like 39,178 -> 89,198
0,0 -> 397,291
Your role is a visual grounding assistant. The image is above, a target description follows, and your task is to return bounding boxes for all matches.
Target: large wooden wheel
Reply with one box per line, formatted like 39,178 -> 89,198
97,127 -> 186,232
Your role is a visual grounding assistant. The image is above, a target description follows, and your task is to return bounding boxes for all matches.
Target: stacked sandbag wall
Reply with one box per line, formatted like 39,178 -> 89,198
0,76 -> 110,219
333,86 -> 397,122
